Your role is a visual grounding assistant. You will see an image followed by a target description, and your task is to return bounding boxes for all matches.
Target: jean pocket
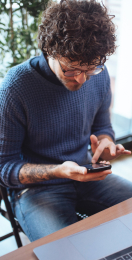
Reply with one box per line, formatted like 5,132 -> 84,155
17,188 -> 30,198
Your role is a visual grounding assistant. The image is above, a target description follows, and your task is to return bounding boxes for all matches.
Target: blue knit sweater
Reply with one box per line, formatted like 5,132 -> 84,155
0,55 -> 114,189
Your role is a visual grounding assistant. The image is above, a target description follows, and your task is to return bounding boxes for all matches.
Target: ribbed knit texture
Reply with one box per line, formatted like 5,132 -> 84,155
0,57 -> 114,188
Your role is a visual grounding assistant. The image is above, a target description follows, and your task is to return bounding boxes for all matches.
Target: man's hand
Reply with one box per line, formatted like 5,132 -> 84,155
19,160 -> 111,184
57,161 -> 112,182
90,134 -> 131,163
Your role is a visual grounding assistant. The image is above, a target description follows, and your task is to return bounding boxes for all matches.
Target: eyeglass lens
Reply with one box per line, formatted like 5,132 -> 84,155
64,67 -> 103,77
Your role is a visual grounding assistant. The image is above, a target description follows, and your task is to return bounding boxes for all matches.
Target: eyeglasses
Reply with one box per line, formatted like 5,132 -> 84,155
58,59 -> 104,77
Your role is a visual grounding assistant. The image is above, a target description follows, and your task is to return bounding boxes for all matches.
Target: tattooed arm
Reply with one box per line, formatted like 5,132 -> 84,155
19,161 -> 112,184
19,163 -> 60,184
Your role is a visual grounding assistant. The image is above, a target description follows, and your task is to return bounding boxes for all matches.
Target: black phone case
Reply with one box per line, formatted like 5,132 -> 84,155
82,163 -> 112,173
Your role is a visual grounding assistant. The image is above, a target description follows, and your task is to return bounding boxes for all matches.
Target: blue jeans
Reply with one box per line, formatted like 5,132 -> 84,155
11,174 -> 132,242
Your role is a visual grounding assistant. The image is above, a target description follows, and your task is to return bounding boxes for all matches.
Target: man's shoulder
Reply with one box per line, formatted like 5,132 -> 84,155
0,58 -> 36,91
0,58 -> 39,105
85,64 -> 109,87
95,64 -> 109,82
83,65 -> 110,102
92,64 -> 110,91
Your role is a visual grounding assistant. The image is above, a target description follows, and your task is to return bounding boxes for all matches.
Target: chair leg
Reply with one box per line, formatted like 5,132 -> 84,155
0,186 -> 22,247
0,232 -> 14,242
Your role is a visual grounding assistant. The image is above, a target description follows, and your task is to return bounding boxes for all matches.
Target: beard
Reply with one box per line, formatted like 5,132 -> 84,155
56,74 -> 90,91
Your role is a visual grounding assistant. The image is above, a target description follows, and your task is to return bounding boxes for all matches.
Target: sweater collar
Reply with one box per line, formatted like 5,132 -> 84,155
39,53 -> 63,86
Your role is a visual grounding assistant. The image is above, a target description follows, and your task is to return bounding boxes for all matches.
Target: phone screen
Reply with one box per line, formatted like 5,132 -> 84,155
82,163 -> 111,173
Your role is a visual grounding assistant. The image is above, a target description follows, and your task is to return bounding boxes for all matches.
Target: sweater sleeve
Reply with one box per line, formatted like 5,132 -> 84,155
91,69 -> 115,142
0,71 -> 29,188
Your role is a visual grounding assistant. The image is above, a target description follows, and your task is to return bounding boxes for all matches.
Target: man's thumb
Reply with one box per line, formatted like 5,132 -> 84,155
77,166 -> 87,175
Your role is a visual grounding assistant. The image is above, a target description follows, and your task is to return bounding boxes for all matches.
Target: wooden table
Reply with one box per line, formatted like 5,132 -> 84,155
1,198 -> 132,260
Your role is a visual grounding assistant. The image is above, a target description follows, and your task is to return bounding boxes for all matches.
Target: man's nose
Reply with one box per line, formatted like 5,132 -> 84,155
74,72 -> 87,84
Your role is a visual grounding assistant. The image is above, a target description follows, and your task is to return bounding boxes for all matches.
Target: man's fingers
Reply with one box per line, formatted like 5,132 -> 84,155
71,165 -> 87,175
90,135 -> 99,152
86,171 -> 111,181
109,142 -> 116,156
85,169 -> 112,179
88,169 -> 112,175
94,174 -> 108,181
122,150 -> 131,154
116,144 -> 125,151
78,166 -> 87,175
90,134 -> 98,144
92,138 -> 110,163
67,164 -> 112,182
116,149 -> 131,155
92,140 -> 128,163
99,160 -> 110,165
116,144 -> 131,154
116,144 -> 131,155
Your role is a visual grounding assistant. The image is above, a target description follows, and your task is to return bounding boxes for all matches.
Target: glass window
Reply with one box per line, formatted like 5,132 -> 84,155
103,0 -> 132,139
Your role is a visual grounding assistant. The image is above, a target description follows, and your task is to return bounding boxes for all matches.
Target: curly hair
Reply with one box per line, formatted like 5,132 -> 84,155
38,0 -> 116,66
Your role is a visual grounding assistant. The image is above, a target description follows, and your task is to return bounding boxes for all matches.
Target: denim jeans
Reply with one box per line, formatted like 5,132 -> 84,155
11,174 -> 132,242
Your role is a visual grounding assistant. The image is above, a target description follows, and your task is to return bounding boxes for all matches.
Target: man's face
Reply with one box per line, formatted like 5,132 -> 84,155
48,57 -> 96,91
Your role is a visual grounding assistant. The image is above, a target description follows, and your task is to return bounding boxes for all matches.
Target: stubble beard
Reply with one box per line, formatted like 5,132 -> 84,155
56,74 -> 83,91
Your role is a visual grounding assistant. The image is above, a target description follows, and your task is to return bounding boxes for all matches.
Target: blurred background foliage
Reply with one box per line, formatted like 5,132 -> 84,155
0,0 -> 50,78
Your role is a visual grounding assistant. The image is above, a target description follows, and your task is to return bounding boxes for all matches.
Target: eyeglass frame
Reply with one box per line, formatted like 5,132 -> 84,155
57,59 -> 104,77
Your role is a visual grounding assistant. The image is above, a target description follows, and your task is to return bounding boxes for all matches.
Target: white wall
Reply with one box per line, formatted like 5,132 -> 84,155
112,0 -> 132,119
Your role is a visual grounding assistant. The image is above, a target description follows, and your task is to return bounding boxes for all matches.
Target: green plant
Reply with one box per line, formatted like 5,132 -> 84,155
0,0 -> 51,77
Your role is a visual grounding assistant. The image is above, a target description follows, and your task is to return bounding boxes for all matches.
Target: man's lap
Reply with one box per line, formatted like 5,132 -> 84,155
11,183 -> 78,241
75,174 -> 132,216
11,174 -> 132,241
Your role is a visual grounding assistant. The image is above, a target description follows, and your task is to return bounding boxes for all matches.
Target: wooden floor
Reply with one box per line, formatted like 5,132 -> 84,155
0,152 -> 132,257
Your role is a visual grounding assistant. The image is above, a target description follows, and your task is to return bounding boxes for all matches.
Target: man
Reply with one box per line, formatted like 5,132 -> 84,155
0,0 -> 132,242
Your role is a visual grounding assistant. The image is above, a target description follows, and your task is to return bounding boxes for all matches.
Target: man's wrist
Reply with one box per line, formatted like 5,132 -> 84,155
97,134 -> 114,143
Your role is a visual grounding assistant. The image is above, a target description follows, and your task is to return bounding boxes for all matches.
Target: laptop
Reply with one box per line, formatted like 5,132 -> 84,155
33,212 -> 132,260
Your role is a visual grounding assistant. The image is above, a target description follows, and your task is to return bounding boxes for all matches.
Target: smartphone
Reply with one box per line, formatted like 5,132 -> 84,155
81,163 -> 112,173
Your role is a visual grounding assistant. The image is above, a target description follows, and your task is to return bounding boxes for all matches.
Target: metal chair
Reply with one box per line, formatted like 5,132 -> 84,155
0,185 -> 23,247
0,185 -> 88,247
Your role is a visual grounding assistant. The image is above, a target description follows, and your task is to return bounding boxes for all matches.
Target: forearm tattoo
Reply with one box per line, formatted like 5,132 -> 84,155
19,164 -> 58,184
